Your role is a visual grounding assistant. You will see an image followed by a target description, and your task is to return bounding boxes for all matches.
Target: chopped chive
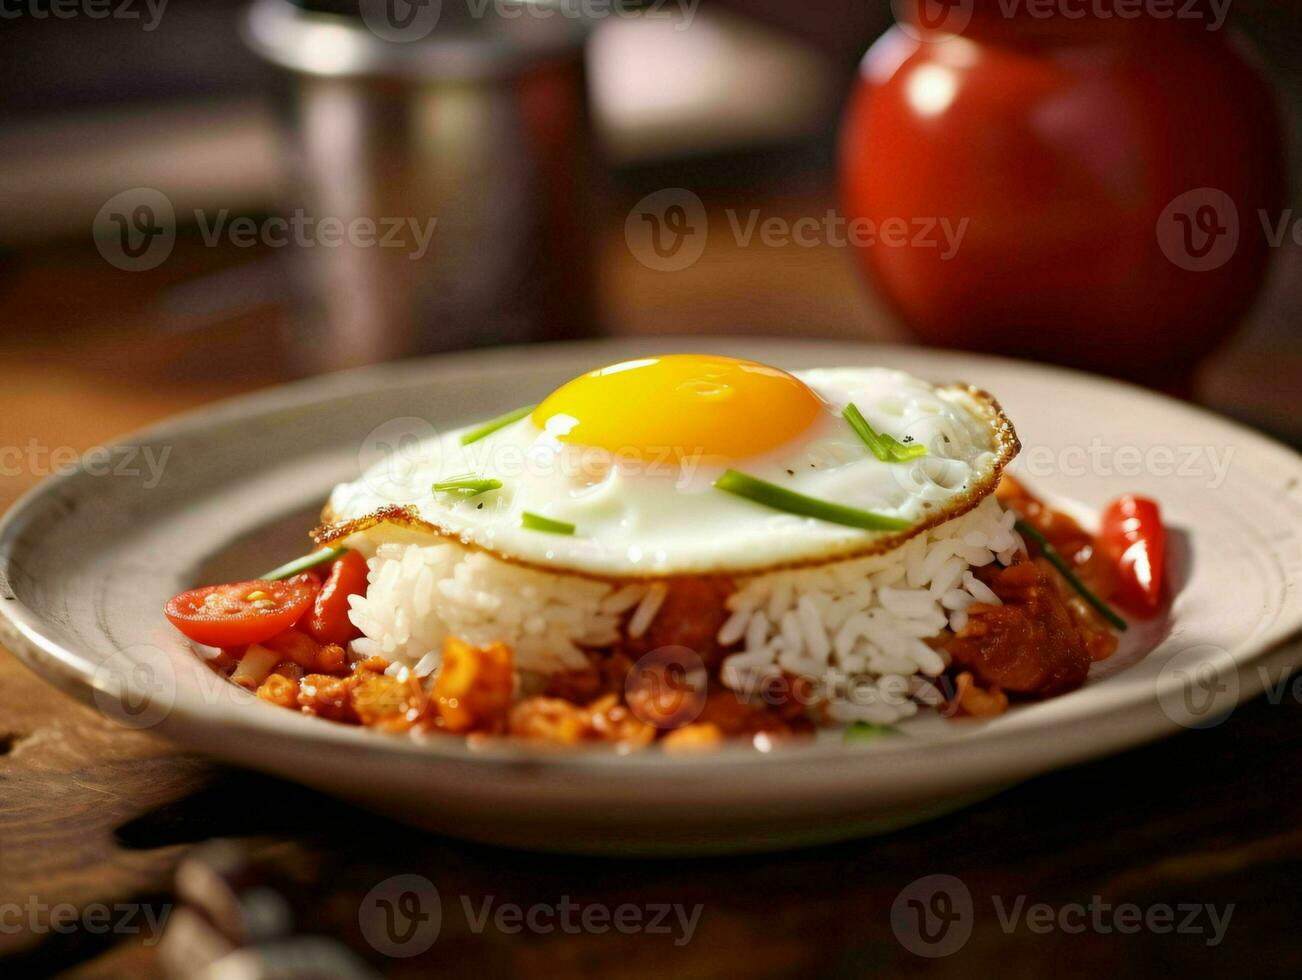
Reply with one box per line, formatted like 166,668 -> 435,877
261,546 -> 346,581
714,470 -> 910,532
845,721 -> 895,743
520,511 -> 576,535
433,474 -> 503,496
843,403 -> 927,463
460,404 -> 536,446
1015,519 -> 1128,632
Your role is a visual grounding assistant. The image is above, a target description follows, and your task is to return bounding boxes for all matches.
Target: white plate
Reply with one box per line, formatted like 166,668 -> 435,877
2,339 -> 1300,854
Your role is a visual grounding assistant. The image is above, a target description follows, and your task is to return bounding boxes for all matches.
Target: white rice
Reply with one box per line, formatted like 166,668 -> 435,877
348,540 -> 660,674
346,495 -> 1024,724
716,496 -> 1021,722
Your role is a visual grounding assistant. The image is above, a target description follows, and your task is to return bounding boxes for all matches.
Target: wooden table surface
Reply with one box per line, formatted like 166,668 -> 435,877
2,208 -> 1301,979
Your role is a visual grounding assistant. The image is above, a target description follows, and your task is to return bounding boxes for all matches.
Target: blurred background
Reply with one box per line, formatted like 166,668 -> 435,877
1,4 -> 1300,975
0,0 -> 1298,442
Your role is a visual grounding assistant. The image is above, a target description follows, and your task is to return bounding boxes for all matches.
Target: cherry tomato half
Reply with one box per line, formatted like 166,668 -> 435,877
1099,495 -> 1166,616
299,550 -> 369,646
164,574 -> 320,648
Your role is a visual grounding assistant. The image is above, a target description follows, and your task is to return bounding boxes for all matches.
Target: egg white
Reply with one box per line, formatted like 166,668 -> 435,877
321,368 -> 1019,577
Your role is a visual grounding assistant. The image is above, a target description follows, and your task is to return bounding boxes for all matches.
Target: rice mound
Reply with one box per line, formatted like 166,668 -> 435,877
346,495 -> 1022,724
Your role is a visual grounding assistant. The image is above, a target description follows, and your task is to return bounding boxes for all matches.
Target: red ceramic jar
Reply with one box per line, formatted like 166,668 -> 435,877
840,0 -> 1286,384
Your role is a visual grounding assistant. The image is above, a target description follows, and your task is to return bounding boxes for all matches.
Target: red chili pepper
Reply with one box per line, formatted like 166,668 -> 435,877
299,550 -> 369,646
1099,495 -> 1166,616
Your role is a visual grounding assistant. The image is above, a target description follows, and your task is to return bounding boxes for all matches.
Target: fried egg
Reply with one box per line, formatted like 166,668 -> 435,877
320,355 -> 1019,576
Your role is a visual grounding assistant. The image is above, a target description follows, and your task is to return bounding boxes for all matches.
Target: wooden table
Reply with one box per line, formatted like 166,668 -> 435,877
2,213 -> 1301,978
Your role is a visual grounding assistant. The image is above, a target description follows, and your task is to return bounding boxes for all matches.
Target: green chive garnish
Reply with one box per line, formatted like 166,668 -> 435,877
1015,519 -> 1128,631
261,546 -> 347,581
433,474 -> 503,496
520,511 -> 575,535
843,403 -> 927,463
715,470 -> 910,532
845,721 -> 895,743
460,405 -> 536,446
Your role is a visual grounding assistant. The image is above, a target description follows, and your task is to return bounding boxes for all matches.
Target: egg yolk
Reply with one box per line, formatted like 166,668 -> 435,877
531,354 -> 824,463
